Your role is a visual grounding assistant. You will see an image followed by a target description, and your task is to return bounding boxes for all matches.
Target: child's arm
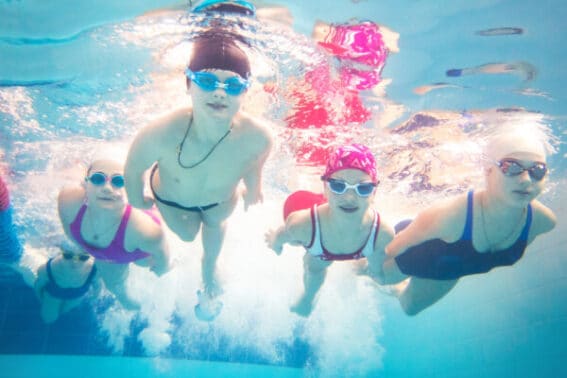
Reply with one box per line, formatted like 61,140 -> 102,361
131,210 -> 171,276
265,225 -> 290,255
265,210 -> 310,255
34,263 -> 49,301
364,219 -> 395,283
124,119 -> 167,209
146,232 -> 170,277
242,121 -> 273,210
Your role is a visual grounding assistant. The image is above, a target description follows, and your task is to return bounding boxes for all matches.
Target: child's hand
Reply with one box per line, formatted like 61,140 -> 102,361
242,188 -> 263,211
130,194 -> 155,210
264,228 -> 283,255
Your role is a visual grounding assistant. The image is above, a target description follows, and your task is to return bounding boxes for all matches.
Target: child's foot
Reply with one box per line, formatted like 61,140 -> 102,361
290,297 -> 313,318
194,290 -> 223,322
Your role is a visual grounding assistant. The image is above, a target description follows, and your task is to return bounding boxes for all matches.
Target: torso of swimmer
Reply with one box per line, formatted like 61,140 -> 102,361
124,32 -> 272,210
386,147 -> 556,258
127,106 -> 272,208
58,159 -> 169,273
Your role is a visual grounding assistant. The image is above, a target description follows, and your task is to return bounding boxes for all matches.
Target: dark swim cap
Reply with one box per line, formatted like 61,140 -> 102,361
188,32 -> 251,79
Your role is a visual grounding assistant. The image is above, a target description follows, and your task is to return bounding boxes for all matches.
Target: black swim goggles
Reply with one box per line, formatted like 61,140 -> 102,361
185,68 -> 250,96
62,252 -> 90,262
86,172 -> 125,189
495,159 -> 547,181
322,177 -> 378,197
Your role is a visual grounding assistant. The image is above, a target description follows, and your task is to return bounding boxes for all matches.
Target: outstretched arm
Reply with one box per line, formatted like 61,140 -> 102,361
58,186 -> 85,241
385,195 -> 464,258
382,195 -> 466,285
131,210 -> 171,276
146,233 -> 171,276
34,264 -> 49,301
124,123 -> 164,209
363,219 -> 395,283
265,210 -> 310,254
242,124 -> 273,211
527,200 -> 557,245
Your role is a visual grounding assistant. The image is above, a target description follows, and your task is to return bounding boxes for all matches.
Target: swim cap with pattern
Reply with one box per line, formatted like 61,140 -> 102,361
323,143 -> 378,182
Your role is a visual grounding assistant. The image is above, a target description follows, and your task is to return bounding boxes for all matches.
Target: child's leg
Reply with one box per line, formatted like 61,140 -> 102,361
291,253 -> 331,317
396,277 -> 458,316
200,195 -> 238,297
39,292 -> 64,324
201,220 -> 227,297
97,262 -> 139,310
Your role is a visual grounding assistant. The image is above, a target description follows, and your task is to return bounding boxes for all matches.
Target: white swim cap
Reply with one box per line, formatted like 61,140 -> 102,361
485,131 -> 547,161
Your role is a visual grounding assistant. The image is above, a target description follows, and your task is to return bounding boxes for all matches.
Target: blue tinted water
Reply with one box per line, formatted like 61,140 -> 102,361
1,1 -> 566,377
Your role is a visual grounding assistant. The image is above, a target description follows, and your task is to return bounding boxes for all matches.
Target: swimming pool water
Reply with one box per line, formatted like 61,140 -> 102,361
1,1 -> 566,377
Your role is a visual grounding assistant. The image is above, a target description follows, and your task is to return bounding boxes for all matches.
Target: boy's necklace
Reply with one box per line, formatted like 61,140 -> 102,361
177,116 -> 232,169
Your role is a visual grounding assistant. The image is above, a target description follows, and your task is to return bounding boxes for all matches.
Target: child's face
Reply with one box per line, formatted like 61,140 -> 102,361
189,69 -> 247,121
323,168 -> 376,215
85,160 -> 125,209
487,151 -> 546,208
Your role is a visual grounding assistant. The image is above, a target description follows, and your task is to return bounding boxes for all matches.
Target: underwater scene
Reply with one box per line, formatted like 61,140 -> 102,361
1,1 -> 566,377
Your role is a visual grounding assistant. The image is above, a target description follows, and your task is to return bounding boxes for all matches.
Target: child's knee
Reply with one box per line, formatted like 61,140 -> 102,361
399,293 -> 425,316
172,223 -> 200,242
41,307 -> 60,324
178,230 -> 198,242
401,302 -> 423,316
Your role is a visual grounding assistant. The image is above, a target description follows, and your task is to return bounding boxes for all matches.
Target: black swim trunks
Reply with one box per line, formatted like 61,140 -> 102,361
149,165 -> 219,212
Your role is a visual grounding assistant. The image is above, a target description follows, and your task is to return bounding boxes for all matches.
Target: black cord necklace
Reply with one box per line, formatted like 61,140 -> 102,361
177,116 -> 232,169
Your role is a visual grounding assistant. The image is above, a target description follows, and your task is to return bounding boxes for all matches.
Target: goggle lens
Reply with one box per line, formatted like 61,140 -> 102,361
325,178 -> 377,197
498,159 -> 547,181
87,172 -> 125,189
62,252 -> 90,261
185,69 -> 250,96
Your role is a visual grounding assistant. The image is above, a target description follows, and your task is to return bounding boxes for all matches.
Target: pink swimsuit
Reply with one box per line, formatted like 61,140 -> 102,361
69,204 -> 151,264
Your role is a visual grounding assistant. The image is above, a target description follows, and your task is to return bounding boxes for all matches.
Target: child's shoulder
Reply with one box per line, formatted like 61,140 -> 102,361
286,208 -> 315,245
530,199 -> 557,235
236,113 -> 273,138
58,186 -> 85,221
145,108 -> 191,136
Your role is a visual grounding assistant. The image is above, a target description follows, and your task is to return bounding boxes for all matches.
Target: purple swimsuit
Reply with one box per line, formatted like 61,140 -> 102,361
69,204 -> 151,264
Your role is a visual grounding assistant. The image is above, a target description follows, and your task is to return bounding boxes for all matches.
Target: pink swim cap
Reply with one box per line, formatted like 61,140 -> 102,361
323,144 -> 377,182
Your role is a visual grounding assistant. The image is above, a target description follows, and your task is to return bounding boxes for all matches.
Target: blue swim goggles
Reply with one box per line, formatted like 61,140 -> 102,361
86,172 -> 125,189
191,0 -> 256,16
185,68 -> 251,96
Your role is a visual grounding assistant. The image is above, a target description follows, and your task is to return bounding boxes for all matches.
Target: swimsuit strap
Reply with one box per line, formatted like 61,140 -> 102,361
110,205 -> 131,249
46,257 -> 56,284
366,211 -> 381,256
460,190 -> 475,240
519,204 -> 533,240
84,264 -> 98,287
69,204 -> 88,240
306,205 -> 320,250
